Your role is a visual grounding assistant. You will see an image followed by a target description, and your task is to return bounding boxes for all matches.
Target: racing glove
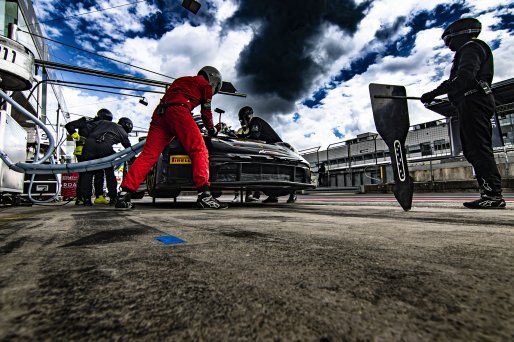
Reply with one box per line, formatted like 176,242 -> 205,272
207,127 -> 218,137
420,91 -> 436,104
71,132 -> 81,141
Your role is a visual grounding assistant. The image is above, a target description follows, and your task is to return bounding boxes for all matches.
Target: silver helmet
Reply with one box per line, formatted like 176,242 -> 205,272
198,66 -> 222,94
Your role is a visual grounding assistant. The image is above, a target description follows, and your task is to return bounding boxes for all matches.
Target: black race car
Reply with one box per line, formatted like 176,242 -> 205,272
131,133 -> 315,200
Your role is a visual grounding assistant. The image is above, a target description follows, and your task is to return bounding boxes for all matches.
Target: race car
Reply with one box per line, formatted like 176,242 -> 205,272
131,129 -> 315,200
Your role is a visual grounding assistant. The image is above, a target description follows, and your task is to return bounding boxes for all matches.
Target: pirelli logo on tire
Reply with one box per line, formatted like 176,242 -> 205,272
170,155 -> 192,164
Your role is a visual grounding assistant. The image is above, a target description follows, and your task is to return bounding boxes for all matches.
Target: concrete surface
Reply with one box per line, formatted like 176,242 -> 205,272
0,194 -> 513,341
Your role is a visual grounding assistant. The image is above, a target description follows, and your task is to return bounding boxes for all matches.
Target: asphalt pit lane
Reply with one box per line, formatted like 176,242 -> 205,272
221,230 -> 267,239
154,236 -> 186,245
60,227 -> 150,247
0,237 -> 27,255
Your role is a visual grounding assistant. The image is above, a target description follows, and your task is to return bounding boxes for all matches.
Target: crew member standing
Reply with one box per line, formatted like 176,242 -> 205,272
79,118 -> 133,205
421,18 -> 504,209
318,162 -> 326,187
115,66 -> 227,209
237,106 -> 297,204
65,108 -> 113,205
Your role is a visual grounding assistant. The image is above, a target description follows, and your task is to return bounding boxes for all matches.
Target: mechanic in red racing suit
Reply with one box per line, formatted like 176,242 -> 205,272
115,66 -> 228,210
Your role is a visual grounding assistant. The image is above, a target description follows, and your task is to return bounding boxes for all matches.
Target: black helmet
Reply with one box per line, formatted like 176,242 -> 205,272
442,18 -> 481,46
96,108 -> 113,121
238,106 -> 254,127
118,117 -> 133,133
198,66 -> 222,94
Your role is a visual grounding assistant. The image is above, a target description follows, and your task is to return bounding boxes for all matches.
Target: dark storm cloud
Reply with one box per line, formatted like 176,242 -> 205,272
144,0 -> 218,38
374,16 -> 406,41
224,0 -> 372,112
301,1 -> 472,110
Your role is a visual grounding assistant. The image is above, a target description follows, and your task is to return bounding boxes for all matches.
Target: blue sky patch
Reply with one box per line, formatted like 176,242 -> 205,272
493,11 -> 514,33
302,88 -> 328,108
293,112 -> 301,122
332,128 -> 344,139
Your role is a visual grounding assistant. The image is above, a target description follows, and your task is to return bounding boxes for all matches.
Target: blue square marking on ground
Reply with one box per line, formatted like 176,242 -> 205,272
154,236 -> 186,245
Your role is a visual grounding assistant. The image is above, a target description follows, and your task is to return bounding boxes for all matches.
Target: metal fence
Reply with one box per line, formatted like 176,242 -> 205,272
300,118 -> 513,188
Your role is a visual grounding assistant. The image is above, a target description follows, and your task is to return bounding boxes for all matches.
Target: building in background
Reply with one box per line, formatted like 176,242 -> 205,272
301,78 -> 514,189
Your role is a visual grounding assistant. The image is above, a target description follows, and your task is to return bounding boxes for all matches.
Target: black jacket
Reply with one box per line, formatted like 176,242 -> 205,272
64,117 -> 98,138
82,120 -> 131,160
432,38 -> 494,102
243,117 -> 282,144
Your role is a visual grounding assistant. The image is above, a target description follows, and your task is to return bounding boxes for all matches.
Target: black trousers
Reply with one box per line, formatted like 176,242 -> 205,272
93,170 -> 105,197
79,147 -> 115,200
318,173 -> 325,186
99,166 -> 117,199
456,93 -> 502,197
80,167 -> 117,200
75,155 -> 84,199
76,155 -> 105,199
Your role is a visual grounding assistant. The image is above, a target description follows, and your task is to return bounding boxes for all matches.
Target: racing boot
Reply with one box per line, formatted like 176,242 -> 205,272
94,195 -> 110,205
286,192 -> 297,203
82,197 -> 93,206
463,195 -> 506,209
75,196 -> 92,206
245,193 -> 259,202
115,191 -> 134,210
197,191 -> 228,209
232,191 -> 240,203
262,196 -> 279,203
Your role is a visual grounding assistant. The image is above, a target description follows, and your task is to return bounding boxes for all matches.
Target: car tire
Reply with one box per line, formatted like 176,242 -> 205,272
131,191 -> 145,200
262,189 -> 290,198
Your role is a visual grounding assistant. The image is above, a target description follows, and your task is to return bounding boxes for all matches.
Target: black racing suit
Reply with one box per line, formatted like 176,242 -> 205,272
238,117 -> 291,200
64,117 -> 104,199
429,38 -> 501,197
244,117 -> 282,143
80,120 -> 131,200
318,164 -> 326,186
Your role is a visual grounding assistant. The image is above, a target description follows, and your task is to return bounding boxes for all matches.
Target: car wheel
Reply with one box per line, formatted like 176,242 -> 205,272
131,191 -> 145,200
263,189 -> 290,198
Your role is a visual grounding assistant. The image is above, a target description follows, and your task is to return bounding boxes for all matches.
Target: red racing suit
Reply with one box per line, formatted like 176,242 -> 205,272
121,75 -> 215,192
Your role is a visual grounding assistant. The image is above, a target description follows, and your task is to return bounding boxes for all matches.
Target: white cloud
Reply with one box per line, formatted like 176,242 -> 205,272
32,0 -> 514,153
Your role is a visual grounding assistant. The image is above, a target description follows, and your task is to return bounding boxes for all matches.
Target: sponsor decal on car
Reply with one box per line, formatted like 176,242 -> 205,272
170,155 -> 192,164
259,150 -> 281,155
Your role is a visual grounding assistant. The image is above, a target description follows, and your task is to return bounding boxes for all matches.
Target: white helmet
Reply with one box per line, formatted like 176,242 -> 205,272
198,66 -> 222,94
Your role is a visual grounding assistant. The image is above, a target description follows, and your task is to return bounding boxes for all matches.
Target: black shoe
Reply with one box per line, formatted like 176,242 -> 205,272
262,196 -> 279,203
76,197 -> 92,206
245,195 -> 259,202
287,193 -> 297,203
115,191 -> 134,210
463,196 -> 506,209
197,192 -> 228,209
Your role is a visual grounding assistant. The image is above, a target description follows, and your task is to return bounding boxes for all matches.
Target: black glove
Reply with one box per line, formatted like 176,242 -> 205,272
207,127 -> 218,137
420,91 -> 436,104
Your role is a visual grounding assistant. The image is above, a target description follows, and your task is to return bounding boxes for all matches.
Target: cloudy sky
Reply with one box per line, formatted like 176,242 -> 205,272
31,0 -> 514,150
